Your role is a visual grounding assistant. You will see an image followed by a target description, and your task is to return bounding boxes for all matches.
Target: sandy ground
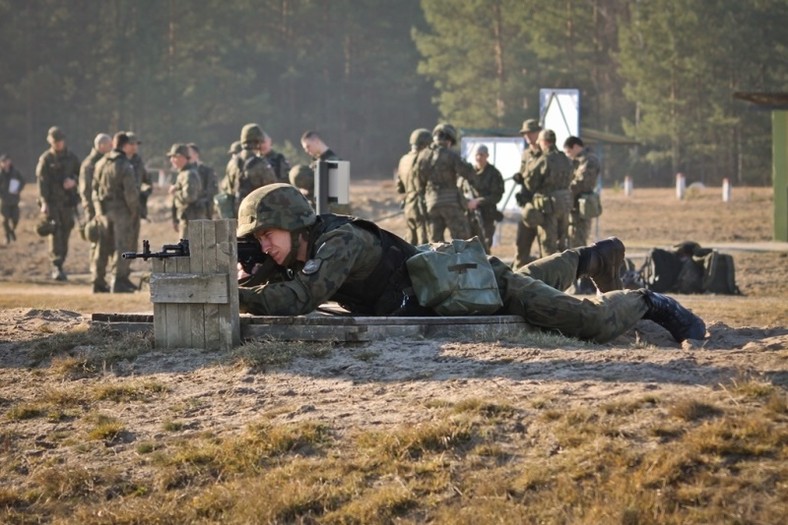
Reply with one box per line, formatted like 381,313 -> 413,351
0,182 -> 786,503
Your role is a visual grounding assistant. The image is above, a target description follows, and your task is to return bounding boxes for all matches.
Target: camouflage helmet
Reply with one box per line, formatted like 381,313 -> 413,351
237,183 -> 316,237
288,164 -> 314,190
409,128 -> 432,148
36,218 -> 57,237
537,129 -> 557,144
432,123 -> 457,145
240,123 -> 264,144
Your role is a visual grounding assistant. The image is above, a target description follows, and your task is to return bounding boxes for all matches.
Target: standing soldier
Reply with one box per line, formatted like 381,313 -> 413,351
79,133 -> 112,291
126,132 -> 152,222
524,129 -> 573,256
0,154 -> 25,244
396,128 -> 431,245
465,144 -> 504,253
512,118 -> 542,267
92,132 -> 140,293
289,164 -> 316,204
414,123 -> 472,243
300,130 -> 351,214
564,136 -> 602,248
36,126 -> 81,281
261,132 -> 291,183
219,123 -> 277,218
167,144 -> 203,239
188,143 -> 218,219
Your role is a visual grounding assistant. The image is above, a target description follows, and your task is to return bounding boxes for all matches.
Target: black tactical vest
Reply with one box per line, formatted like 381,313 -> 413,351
308,215 -> 426,315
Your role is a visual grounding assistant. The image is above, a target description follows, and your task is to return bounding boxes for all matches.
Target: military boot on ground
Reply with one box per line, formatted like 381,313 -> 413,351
92,281 -> 111,294
51,265 -> 67,281
576,237 -> 625,293
642,290 -> 706,342
111,278 -> 137,294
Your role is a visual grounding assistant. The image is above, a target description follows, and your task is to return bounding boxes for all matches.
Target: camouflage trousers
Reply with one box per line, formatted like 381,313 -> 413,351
514,213 -> 538,269
46,206 -> 76,267
490,249 -> 649,343
568,212 -> 593,248
427,204 -> 471,243
537,210 -> 570,256
95,208 -> 138,283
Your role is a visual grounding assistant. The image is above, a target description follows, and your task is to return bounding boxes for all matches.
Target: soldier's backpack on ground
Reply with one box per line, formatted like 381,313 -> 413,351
699,251 -> 740,295
406,237 -> 502,315
641,248 -> 683,293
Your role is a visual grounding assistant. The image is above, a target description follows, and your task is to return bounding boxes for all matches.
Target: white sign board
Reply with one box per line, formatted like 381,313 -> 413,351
460,137 -> 524,211
540,88 -> 580,149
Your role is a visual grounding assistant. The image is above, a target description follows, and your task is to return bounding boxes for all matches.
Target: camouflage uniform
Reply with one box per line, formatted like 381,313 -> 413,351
514,143 -> 542,267
36,141 -> 80,274
0,160 -> 24,244
465,162 -> 504,252
92,149 -> 140,292
396,129 -> 431,245
264,150 -> 291,183
236,184 -> 706,344
171,163 -> 203,239
415,133 -> 473,243
524,144 -> 573,256
80,147 -> 110,290
194,162 -> 218,219
568,147 -> 601,248
222,148 -> 277,217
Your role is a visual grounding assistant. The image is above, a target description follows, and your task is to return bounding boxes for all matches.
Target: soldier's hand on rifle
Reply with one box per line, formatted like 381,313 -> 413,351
467,198 -> 480,211
237,262 -> 252,281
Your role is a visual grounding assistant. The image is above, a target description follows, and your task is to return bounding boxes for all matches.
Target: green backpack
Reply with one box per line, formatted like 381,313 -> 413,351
406,237 -> 503,315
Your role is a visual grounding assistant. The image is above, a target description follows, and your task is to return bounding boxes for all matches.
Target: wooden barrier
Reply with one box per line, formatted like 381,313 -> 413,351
149,219 -> 240,350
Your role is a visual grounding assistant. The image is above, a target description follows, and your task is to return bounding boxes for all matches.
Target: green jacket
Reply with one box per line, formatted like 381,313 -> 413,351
36,147 -> 80,209
92,150 -> 139,216
466,163 -> 504,222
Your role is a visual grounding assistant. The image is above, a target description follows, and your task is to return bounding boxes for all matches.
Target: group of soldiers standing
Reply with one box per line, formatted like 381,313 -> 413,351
28,123 -> 340,292
397,119 -> 601,272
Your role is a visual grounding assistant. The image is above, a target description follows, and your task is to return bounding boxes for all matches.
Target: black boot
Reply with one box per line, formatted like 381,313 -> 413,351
642,290 -> 706,342
577,237 -> 625,293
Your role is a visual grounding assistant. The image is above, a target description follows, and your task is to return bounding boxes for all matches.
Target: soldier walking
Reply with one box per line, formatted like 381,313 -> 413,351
35,126 -> 81,281
92,132 -> 140,293
564,136 -> 602,248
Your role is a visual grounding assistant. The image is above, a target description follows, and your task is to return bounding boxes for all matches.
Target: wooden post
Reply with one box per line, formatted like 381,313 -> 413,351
624,175 -> 633,196
150,219 -> 240,350
722,178 -> 732,202
676,173 -> 686,200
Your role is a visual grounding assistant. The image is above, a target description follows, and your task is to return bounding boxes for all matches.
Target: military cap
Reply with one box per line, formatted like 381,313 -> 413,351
237,183 -> 316,238
537,129 -> 556,143
228,141 -> 242,155
519,119 -> 542,134
47,126 -> 66,141
288,164 -> 314,190
166,143 -> 190,158
241,123 -> 265,143
475,144 -> 489,155
126,132 -> 141,144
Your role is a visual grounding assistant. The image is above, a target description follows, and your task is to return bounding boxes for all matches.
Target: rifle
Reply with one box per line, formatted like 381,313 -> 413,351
237,237 -> 270,274
122,239 -> 190,260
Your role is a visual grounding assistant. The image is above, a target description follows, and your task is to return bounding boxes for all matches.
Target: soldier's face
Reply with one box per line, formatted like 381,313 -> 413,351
170,154 -> 187,170
475,151 -> 488,167
253,228 -> 292,266
523,132 -> 539,146
50,139 -> 66,152
301,139 -> 316,157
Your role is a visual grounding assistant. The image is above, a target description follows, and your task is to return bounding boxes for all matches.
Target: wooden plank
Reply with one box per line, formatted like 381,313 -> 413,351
189,221 -> 207,349
163,258 -> 181,349
175,255 -> 192,348
216,219 -> 241,347
202,221 -> 221,350
151,258 -> 166,348
149,273 -> 229,304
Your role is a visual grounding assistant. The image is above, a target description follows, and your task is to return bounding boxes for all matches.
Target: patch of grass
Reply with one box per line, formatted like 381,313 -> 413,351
451,398 -> 516,419
84,412 -> 125,442
29,325 -> 151,369
601,395 -> 659,415
358,418 -> 475,460
668,399 -> 723,421
231,339 -> 334,370
136,441 -> 163,454
92,380 -> 169,402
352,350 -> 379,362
162,419 -> 186,432
5,402 -> 46,421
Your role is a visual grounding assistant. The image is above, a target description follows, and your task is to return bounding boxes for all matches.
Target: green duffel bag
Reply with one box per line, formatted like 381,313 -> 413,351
406,236 -> 503,315
577,192 -> 602,219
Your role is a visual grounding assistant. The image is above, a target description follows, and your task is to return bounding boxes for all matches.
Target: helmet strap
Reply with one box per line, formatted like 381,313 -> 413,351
283,228 -> 307,267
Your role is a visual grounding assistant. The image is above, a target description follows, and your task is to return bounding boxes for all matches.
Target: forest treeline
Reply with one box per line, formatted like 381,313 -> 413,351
0,0 -> 785,186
